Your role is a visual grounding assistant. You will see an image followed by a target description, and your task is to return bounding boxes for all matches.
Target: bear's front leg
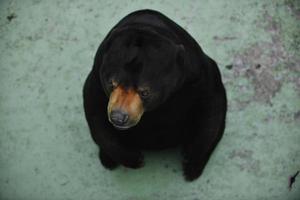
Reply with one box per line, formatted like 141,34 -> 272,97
99,148 -> 144,170
88,116 -> 145,169
83,72 -> 144,170
99,149 -> 119,170
182,91 -> 227,181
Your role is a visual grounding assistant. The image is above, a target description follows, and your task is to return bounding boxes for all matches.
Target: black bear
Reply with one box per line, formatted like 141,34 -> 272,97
83,9 -> 227,181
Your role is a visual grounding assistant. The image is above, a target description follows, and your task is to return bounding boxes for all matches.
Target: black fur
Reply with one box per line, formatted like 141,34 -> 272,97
83,9 -> 227,181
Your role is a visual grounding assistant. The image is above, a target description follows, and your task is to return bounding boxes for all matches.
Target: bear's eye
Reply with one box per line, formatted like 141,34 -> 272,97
138,88 -> 150,99
108,79 -> 117,90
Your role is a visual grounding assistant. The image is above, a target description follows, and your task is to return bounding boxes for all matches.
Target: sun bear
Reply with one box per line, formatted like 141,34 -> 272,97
83,9 -> 227,181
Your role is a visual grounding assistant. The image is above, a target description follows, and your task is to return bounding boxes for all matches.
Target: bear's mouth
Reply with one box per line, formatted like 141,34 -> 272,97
112,124 -> 132,130
107,86 -> 144,130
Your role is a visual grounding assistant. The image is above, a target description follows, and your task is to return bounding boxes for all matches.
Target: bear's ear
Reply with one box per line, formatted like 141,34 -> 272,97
176,44 -> 185,67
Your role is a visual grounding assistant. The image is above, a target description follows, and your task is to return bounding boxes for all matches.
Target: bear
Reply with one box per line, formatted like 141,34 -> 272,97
83,9 -> 227,181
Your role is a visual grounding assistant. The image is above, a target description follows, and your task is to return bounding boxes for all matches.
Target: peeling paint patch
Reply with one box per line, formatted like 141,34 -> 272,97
213,35 -> 237,42
229,149 -> 253,160
230,43 -> 284,105
228,9 -> 300,105
229,149 -> 261,175
285,0 -> 300,19
245,66 -> 282,104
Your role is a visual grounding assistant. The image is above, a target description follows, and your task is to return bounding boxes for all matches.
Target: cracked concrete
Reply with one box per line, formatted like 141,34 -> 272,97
0,0 -> 299,200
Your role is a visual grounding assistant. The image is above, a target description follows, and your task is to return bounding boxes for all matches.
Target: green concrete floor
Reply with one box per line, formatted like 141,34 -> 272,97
0,0 -> 299,200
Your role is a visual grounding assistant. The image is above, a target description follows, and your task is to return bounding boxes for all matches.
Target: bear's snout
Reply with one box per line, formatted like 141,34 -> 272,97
110,110 -> 129,127
107,85 -> 144,130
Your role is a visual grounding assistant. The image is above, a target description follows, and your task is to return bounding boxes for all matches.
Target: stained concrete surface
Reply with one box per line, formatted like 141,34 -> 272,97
0,0 -> 299,200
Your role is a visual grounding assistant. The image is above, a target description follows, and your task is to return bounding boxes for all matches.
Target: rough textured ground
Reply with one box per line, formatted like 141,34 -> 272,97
0,0 -> 299,200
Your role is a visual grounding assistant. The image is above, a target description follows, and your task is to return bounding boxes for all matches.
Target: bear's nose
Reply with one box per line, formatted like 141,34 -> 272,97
110,110 -> 129,126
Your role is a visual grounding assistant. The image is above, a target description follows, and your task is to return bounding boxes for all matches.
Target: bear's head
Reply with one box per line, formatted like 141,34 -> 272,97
99,27 -> 185,130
